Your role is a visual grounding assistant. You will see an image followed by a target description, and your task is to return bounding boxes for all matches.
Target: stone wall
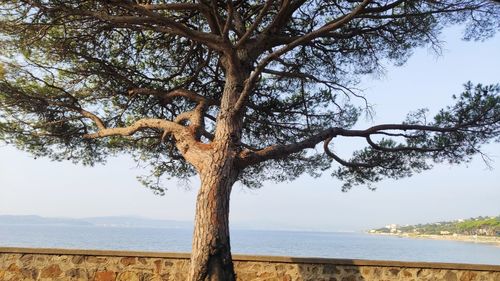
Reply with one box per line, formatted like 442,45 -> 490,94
1,247 -> 499,281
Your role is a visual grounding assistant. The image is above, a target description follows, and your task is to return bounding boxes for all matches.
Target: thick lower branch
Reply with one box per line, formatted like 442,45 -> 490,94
238,128 -> 334,167
130,87 -> 215,140
237,122 -> 476,167
82,116 -> 210,170
82,118 -> 184,139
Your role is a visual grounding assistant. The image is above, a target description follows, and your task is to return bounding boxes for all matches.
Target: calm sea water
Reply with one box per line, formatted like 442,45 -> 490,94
1,225 -> 499,265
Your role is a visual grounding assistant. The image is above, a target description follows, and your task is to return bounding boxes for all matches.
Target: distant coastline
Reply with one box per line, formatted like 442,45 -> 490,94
369,232 -> 500,246
368,215 -> 500,246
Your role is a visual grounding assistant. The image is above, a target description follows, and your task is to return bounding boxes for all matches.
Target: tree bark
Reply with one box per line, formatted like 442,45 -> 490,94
188,56 -> 247,281
189,114 -> 242,281
188,141 -> 238,281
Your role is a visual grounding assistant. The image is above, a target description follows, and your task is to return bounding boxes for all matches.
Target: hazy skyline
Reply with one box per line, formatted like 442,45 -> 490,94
1,27 -> 499,232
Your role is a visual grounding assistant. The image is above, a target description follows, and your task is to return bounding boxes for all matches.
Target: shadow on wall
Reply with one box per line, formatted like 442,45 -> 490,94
234,257 -> 366,281
294,258 -> 366,281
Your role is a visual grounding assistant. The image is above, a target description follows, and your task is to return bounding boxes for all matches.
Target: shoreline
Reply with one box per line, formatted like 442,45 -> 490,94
369,232 -> 500,246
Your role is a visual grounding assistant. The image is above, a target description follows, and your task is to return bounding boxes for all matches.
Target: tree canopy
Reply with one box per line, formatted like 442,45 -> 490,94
2,1 -> 500,280
1,0 -> 499,193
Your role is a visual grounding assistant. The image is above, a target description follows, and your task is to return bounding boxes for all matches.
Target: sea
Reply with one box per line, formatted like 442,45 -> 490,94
1,225 -> 499,265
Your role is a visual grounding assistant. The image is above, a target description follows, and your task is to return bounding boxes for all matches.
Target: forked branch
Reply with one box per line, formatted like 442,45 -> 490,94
234,0 -> 372,112
237,119 -> 497,167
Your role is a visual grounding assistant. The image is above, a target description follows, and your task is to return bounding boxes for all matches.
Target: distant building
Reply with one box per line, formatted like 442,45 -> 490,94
385,224 -> 398,230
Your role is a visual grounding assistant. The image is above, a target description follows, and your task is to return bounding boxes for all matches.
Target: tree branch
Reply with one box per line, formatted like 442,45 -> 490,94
82,118 -> 183,139
235,0 -> 275,48
365,135 -> 440,153
128,88 -> 217,106
237,121 -> 481,167
261,0 -> 307,36
324,137 -> 377,168
137,3 -> 206,12
237,128 -> 334,166
234,0 -> 372,112
43,1 -> 226,51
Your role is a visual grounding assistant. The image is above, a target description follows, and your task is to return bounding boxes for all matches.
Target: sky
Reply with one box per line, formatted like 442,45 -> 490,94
0,27 -> 499,232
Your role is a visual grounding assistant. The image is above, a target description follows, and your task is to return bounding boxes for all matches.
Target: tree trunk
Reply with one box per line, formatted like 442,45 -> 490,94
188,59 -> 247,281
188,140 -> 238,281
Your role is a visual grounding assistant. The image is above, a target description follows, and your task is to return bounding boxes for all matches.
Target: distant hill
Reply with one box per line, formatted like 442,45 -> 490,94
82,216 -> 192,228
0,215 -> 91,226
0,215 -> 191,229
0,215 -> 333,231
370,216 -> 500,237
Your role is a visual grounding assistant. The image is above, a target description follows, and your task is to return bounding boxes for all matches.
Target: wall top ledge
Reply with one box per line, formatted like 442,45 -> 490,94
1,247 -> 499,272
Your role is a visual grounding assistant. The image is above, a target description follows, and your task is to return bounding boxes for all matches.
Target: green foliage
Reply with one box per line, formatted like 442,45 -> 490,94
456,217 -> 500,231
0,1 -> 499,193
373,216 -> 500,236
333,83 -> 500,191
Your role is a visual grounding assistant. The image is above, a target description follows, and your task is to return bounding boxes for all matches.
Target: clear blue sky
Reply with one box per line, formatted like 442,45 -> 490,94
0,27 -> 499,232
